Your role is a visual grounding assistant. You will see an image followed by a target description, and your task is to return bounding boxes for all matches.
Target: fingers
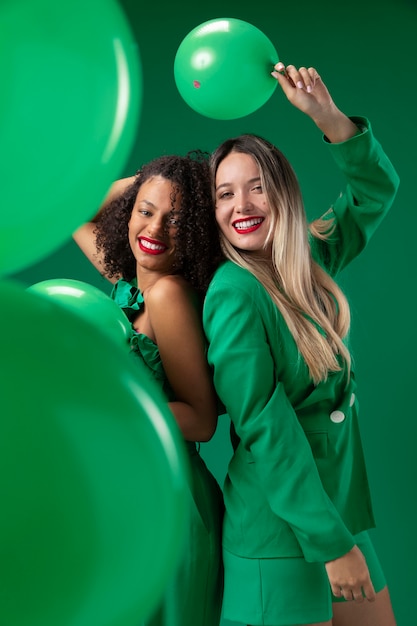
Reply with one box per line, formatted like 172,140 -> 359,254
331,583 -> 376,603
330,584 -> 344,599
330,583 -> 357,602
352,587 -> 365,603
362,579 -> 377,602
325,544 -> 377,605
271,62 -> 320,93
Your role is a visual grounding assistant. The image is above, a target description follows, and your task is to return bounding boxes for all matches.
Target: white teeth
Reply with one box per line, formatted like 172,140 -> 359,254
141,239 -> 165,251
234,218 -> 262,230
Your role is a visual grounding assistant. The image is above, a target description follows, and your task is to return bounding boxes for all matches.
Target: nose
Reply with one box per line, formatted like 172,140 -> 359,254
235,191 -> 253,214
147,216 -> 164,238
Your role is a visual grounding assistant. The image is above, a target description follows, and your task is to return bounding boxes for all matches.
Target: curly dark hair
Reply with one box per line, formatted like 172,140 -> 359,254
95,151 -> 223,295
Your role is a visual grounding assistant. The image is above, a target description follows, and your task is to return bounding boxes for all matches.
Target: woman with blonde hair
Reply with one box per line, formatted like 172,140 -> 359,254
203,61 -> 399,626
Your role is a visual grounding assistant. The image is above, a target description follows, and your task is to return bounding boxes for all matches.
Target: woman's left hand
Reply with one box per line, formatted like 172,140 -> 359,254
271,62 -> 359,143
271,63 -> 334,118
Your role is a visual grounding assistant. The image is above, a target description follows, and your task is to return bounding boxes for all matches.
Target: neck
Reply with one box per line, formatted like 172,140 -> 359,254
136,266 -> 175,294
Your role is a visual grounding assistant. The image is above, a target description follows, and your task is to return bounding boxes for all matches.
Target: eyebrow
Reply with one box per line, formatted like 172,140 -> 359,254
136,199 -> 180,216
215,176 -> 261,192
137,199 -> 156,208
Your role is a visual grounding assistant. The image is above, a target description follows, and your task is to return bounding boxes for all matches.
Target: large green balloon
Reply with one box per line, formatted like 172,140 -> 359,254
174,17 -> 279,120
0,0 -> 142,276
0,280 -> 188,626
27,278 -> 132,352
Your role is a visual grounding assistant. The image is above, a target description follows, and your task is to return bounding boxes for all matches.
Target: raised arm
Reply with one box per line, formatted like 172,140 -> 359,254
73,176 -> 135,280
146,275 -> 218,442
310,117 -> 400,275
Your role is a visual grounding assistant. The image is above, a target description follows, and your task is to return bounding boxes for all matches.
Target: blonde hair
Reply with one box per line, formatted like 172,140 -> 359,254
210,134 -> 351,384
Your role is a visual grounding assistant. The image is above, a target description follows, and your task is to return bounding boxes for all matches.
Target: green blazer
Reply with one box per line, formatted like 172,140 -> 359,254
203,118 -> 400,563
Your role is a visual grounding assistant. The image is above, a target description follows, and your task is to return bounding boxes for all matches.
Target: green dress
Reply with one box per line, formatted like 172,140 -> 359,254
111,279 -> 223,626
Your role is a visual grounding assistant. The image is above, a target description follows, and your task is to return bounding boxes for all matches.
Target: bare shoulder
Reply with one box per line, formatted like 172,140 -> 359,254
146,275 -> 197,310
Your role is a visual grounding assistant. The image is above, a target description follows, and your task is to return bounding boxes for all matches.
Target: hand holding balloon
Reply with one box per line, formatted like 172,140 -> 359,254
271,62 -> 360,143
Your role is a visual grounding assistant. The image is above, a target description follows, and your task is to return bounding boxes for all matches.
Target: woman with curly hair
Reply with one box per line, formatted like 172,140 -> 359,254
74,151 -> 224,626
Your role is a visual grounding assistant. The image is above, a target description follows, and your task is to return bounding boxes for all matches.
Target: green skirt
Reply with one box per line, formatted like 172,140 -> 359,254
143,443 -> 224,626
222,531 -> 386,626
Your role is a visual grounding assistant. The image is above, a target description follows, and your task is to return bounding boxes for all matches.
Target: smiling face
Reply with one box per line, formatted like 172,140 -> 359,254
128,175 -> 181,278
214,151 -> 271,256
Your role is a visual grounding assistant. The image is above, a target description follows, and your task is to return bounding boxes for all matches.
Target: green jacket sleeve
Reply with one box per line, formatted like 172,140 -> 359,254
310,116 -> 400,275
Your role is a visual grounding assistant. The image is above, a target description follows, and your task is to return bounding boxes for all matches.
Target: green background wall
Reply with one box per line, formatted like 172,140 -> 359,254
12,1 -> 416,624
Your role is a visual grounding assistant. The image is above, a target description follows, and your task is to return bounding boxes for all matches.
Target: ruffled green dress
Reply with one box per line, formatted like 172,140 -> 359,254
111,278 -> 223,626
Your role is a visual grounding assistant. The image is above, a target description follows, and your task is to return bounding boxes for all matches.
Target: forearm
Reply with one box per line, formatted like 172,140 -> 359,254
73,175 -> 135,277
313,104 -> 360,143
168,401 -> 217,442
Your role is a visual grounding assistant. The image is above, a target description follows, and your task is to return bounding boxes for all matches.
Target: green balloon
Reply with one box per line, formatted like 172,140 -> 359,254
0,0 -> 142,276
0,280 -> 188,626
27,278 -> 132,351
174,17 -> 279,120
